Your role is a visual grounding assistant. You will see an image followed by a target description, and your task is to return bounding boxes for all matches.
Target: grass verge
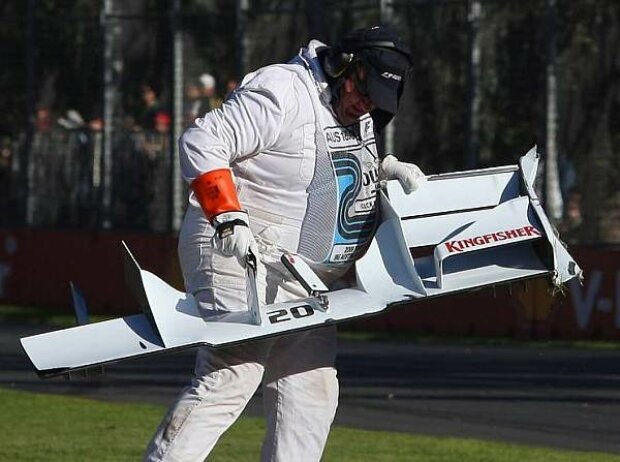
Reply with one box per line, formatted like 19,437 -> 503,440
1,387 -> 619,462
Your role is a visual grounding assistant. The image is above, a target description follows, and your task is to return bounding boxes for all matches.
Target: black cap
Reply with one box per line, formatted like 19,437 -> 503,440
339,26 -> 412,115
358,48 -> 411,114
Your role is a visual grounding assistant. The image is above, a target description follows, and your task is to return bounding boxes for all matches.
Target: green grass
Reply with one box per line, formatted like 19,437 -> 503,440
1,387 -> 619,462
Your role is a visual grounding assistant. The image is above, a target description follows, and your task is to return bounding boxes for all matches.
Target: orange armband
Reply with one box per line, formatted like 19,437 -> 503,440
191,168 -> 241,221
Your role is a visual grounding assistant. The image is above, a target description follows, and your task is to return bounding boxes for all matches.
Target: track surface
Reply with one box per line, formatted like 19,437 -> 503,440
3,323 -> 620,455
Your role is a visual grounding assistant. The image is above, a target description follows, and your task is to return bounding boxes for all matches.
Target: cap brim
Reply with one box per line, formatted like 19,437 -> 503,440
359,48 -> 410,115
365,69 -> 400,114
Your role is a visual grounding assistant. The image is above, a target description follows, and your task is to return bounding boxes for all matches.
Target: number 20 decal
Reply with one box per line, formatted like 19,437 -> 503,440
267,305 -> 315,324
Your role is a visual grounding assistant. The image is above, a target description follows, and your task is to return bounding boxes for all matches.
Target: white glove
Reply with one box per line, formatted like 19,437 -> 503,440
380,154 -> 425,193
212,211 -> 259,266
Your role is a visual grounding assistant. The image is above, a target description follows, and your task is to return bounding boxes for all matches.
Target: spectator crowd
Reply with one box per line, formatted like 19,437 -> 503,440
0,73 -> 235,232
0,72 -> 588,244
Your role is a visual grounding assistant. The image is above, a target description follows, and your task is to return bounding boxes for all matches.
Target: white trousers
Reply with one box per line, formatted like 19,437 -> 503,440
144,207 -> 339,461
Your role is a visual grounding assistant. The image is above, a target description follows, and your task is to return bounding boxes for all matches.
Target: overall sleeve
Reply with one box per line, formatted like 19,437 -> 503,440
179,68 -> 293,183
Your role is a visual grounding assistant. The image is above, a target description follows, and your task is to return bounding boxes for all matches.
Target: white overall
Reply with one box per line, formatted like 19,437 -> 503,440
144,40 -> 380,462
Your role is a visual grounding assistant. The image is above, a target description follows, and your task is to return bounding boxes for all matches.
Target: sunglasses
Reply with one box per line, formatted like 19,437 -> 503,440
350,62 -> 370,98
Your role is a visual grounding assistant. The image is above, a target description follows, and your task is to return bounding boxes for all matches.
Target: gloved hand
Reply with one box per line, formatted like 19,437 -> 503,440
380,154 -> 425,193
212,211 -> 259,266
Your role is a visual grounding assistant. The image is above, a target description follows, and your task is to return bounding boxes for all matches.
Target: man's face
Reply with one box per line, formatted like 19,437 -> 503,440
142,86 -> 157,105
35,108 -> 51,132
334,65 -> 376,126
186,84 -> 200,100
203,85 -> 216,98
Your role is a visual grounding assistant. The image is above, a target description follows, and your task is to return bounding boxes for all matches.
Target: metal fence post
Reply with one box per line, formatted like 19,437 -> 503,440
235,0 -> 250,78
23,0 -> 37,226
466,0 -> 482,169
101,0 -> 120,230
171,0 -> 184,232
544,0 -> 563,223
381,0 -> 396,155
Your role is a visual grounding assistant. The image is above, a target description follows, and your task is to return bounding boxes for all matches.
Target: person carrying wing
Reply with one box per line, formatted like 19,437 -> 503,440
144,25 -> 423,462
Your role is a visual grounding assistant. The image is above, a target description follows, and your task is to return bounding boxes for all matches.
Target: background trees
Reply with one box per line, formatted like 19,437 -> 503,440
1,0 -> 618,242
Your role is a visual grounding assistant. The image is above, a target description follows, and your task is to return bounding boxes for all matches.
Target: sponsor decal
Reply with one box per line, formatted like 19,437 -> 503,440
321,116 -> 378,264
333,153 -> 377,243
267,304 -> 315,324
325,126 -> 360,150
325,118 -> 374,149
330,244 -> 367,262
444,225 -> 541,253
361,117 -> 374,142
570,270 -> 620,330
381,71 -> 402,81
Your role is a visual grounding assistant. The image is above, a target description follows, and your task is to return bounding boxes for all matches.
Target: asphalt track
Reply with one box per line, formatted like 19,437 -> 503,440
3,322 -> 620,456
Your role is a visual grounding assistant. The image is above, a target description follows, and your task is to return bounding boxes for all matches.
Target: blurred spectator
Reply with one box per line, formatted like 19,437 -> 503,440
184,82 -> 203,125
0,137 -> 15,225
154,111 -> 171,134
28,106 -> 66,226
139,83 -> 165,130
141,112 -> 172,163
559,157 -> 576,200
224,78 -> 238,100
139,110 -> 172,232
88,114 -> 104,226
197,73 -> 222,115
89,117 -> 103,131
57,109 -> 98,227
558,189 -> 582,244
35,107 -> 52,132
111,127 -> 150,229
11,104 -> 173,232
0,138 -> 12,171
